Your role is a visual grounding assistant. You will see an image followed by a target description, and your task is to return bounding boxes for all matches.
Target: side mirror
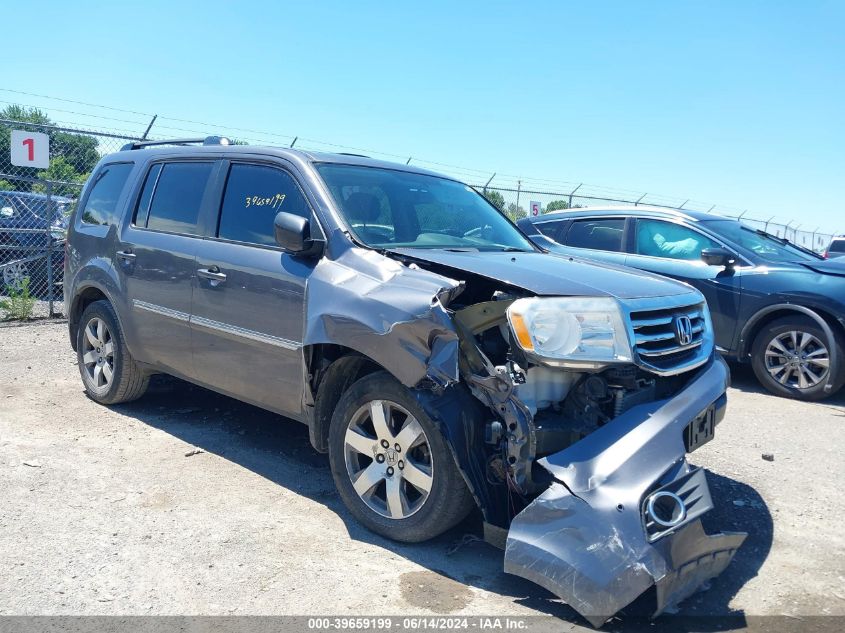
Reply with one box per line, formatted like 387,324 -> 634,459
274,212 -> 322,256
701,247 -> 737,268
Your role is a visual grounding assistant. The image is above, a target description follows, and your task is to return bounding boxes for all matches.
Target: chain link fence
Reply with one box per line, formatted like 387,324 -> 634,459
1,115 -> 839,319
0,119 -> 142,318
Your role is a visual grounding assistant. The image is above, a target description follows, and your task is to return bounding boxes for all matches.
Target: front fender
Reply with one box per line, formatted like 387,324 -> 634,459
303,245 -> 463,388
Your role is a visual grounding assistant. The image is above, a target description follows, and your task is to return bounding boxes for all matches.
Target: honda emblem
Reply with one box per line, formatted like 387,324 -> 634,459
674,315 -> 693,346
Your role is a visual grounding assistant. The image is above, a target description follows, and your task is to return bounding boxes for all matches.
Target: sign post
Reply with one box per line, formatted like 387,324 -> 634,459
530,200 -> 541,217
10,130 -> 50,169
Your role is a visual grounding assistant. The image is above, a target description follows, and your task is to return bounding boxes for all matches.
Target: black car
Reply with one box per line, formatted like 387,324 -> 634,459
0,190 -> 71,293
518,206 -> 845,401
64,138 -> 743,624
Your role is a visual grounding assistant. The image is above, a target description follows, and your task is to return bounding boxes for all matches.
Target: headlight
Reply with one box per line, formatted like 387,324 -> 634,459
507,297 -> 632,367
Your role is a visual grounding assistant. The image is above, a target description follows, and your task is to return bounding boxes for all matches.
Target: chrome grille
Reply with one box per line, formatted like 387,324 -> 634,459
629,300 -> 711,375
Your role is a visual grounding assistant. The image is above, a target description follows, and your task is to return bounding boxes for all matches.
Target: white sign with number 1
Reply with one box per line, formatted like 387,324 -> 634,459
10,130 -> 50,169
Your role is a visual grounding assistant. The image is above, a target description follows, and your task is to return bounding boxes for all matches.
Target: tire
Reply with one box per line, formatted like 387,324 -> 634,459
751,316 -> 845,401
76,300 -> 150,404
328,371 -> 475,543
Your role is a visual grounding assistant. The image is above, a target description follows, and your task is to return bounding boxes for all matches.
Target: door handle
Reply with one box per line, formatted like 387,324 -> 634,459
116,249 -> 136,261
197,266 -> 227,285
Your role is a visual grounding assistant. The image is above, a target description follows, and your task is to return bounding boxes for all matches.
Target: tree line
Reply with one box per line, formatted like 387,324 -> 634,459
480,188 -> 578,221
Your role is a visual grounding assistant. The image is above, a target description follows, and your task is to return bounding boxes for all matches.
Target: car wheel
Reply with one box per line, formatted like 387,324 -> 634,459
76,300 -> 150,404
328,371 -> 475,542
751,316 -> 845,401
2,258 -> 49,296
2,261 -> 30,291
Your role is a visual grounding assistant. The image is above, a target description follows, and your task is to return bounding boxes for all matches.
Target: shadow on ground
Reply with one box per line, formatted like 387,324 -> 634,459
109,375 -> 771,627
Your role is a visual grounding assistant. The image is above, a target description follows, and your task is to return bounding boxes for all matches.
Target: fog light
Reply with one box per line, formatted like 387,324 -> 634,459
646,490 -> 687,528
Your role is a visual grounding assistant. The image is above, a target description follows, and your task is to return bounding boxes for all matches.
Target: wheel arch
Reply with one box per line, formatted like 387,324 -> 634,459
739,303 -> 845,358
739,302 -> 843,394
68,283 -> 118,352
304,344 -> 390,453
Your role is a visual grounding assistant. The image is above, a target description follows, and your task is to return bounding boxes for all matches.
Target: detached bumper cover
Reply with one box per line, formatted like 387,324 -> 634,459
503,358 -> 746,627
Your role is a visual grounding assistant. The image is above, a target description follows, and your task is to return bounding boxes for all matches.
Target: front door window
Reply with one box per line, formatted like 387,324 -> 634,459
636,219 -> 718,260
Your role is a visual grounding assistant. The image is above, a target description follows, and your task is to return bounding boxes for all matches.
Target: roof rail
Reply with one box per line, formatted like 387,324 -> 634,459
120,136 -> 231,151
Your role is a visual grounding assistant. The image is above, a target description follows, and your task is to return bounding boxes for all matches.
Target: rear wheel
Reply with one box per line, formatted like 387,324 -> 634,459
751,316 -> 844,401
328,371 -> 474,542
76,300 -> 149,404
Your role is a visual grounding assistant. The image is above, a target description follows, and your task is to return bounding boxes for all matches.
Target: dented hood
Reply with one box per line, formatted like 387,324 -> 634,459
390,248 -> 692,298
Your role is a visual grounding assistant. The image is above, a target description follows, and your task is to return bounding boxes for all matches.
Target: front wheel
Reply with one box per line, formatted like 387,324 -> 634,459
328,371 -> 475,542
751,316 -> 844,401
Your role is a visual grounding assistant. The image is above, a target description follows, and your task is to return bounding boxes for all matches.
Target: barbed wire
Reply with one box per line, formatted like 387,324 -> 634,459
0,88 -> 765,211
1,90 -> 841,243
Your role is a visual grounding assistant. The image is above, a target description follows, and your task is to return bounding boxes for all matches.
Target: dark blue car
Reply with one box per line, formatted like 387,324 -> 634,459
518,206 -> 845,401
0,190 -> 71,293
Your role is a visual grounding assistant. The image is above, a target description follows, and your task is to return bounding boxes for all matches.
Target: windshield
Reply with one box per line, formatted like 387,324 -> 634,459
702,219 -> 821,263
316,164 -> 535,252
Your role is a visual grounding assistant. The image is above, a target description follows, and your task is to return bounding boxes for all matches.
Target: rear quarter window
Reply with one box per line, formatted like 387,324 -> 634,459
79,162 -> 134,226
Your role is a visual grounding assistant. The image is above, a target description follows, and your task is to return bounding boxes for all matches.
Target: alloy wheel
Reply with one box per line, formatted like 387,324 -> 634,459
81,317 -> 115,389
343,399 -> 434,519
764,330 -> 830,390
2,262 -> 29,289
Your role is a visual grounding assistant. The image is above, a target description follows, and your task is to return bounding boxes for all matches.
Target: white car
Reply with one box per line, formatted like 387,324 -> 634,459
824,236 -> 845,259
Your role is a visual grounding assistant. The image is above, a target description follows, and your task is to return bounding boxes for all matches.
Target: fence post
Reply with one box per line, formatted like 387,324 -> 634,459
141,115 -> 157,140
45,180 -> 55,317
482,173 -> 496,193
569,183 -> 583,208
764,215 -> 775,233
516,180 -> 522,213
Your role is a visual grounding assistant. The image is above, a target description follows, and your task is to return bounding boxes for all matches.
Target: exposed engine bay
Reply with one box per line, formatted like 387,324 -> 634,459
447,286 -> 692,501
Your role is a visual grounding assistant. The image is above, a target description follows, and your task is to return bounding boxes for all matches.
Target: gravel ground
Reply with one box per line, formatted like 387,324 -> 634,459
1,321 -> 843,627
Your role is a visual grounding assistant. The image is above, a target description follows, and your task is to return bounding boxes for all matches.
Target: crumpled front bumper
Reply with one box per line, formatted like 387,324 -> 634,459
503,357 -> 746,627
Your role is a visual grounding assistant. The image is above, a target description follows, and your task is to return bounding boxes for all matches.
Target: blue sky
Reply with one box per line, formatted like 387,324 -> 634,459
4,1 -> 844,231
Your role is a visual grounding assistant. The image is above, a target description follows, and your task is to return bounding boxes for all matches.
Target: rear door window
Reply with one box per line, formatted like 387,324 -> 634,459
217,163 -> 310,246
144,162 -> 214,235
534,219 -> 566,241
563,218 -> 625,252
79,162 -> 134,226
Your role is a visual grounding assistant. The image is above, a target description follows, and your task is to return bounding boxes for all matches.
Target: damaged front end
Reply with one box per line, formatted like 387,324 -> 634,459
447,284 -> 747,626
305,243 -> 745,626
